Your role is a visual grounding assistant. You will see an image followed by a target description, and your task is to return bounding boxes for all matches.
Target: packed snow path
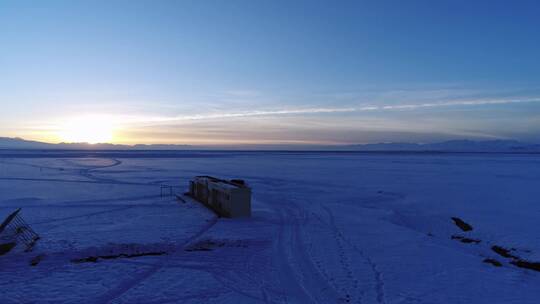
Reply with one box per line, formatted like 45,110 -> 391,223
1,152 -> 540,303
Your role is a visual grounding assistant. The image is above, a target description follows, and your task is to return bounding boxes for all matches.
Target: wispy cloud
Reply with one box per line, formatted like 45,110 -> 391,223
379,97 -> 540,110
121,97 -> 540,125
24,96 -> 540,144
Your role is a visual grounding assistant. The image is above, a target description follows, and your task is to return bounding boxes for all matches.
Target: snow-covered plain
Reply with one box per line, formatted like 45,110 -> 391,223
1,151 -> 540,303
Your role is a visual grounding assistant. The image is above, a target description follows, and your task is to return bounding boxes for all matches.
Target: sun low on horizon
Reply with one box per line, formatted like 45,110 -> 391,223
57,116 -> 116,144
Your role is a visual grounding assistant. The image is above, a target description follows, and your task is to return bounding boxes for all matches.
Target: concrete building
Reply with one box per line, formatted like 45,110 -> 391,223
189,176 -> 251,218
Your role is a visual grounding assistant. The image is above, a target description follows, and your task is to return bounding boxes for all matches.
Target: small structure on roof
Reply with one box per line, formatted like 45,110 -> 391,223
189,176 -> 251,218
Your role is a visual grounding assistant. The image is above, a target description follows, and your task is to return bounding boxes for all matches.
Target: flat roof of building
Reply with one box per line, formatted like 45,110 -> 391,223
194,176 -> 249,189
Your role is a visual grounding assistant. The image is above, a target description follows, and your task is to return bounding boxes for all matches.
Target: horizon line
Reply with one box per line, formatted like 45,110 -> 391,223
1,136 -> 538,147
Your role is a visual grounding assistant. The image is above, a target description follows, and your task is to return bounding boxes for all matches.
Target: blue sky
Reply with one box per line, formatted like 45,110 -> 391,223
1,0 -> 539,145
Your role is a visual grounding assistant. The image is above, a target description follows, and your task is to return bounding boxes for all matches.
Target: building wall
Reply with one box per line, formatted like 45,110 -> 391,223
189,177 -> 251,218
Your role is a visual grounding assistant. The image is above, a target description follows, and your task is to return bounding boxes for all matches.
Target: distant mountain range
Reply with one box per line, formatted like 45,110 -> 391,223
341,140 -> 540,152
1,137 -> 539,152
0,137 -> 191,150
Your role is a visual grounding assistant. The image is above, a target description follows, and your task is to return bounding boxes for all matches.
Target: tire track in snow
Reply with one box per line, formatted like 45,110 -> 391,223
307,209 -> 362,303
322,206 -> 386,304
0,159 -> 67,171
0,177 -> 155,186
94,215 -> 219,304
0,195 -> 161,208
78,158 -> 124,184
32,206 -> 135,226
273,208 -> 314,303
211,272 -> 269,303
291,206 -> 342,303
209,243 -> 274,303
0,158 -> 167,187
271,203 -> 341,304
53,157 -> 222,303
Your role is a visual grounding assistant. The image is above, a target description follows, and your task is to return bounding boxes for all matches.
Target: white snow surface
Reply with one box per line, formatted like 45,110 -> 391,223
1,152 -> 540,303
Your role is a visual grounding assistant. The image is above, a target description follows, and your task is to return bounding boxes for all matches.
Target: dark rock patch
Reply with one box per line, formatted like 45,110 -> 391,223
451,235 -> 480,244
0,242 -> 16,256
451,217 -> 473,232
483,258 -> 502,267
491,245 -> 518,259
511,260 -> 540,272
488,245 -> 540,272
72,251 -> 166,263
76,256 -> 98,263
185,239 -> 250,252
30,254 -> 45,266
185,240 -> 225,252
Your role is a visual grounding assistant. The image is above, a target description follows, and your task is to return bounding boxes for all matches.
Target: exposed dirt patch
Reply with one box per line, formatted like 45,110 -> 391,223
491,245 -> 518,259
451,217 -> 473,232
510,260 -> 540,272
0,242 -> 16,256
444,220 -> 540,273
185,239 -> 225,252
72,251 -> 166,263
451,235 -> 481,244
185,239 -> 250,252
30,254 -> 45,266
483,258 -> 502,267
489,245 -> 540,272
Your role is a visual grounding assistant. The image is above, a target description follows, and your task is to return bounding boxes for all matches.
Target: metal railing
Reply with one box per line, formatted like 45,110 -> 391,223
0,208 -> 40,254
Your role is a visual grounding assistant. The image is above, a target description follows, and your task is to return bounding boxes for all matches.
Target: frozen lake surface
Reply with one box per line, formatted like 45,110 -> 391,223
1,151 -> 540,303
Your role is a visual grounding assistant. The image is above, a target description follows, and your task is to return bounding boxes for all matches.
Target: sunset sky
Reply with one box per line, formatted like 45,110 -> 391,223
1,0 -> 539,145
